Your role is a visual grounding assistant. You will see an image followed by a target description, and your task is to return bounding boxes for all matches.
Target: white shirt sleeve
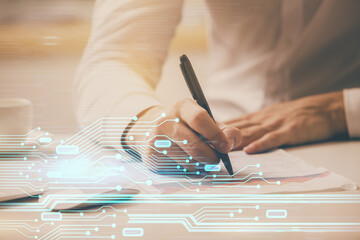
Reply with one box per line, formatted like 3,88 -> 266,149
344,88 -> 360,138
74,0 -> 183,129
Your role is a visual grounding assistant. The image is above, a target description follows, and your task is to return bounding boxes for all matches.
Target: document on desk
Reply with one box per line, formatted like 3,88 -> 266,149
151,149 -> 358,194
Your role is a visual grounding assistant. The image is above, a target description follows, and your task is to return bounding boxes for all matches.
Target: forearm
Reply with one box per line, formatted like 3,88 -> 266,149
74,0 -> 183,137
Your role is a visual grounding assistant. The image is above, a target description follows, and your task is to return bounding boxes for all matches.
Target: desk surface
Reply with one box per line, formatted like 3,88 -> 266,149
287,140 -> 360,185
0,140 -> 359,240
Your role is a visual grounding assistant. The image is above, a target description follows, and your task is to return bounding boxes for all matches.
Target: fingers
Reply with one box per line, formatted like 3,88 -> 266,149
244,130 -> 286,154
178,99 -> 232,153
175,125 -> 219,164
234,125 -> 272,150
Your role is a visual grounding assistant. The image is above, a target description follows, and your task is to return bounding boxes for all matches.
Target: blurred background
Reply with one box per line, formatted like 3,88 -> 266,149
0,0 -> 208,133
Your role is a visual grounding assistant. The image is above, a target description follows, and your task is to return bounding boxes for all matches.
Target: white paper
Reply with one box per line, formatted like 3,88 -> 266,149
150,149 -> 358,194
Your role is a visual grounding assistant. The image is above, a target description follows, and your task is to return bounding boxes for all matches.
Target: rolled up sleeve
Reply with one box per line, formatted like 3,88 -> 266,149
344,88 -> 360,138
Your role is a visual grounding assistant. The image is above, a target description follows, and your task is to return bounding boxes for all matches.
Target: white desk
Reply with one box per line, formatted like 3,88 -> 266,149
0,141 -> 359,240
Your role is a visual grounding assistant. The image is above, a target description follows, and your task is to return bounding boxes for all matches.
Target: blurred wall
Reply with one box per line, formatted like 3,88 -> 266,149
0,0 -> 208,133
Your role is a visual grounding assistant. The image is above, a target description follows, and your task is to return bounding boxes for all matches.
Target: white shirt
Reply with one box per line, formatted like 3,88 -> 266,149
74,0 -> 360,138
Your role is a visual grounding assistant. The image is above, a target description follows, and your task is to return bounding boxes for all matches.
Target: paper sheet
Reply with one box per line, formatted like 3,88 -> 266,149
150,149 -> 358,194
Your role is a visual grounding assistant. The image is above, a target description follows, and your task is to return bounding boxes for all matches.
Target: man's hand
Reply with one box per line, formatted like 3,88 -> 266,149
125,99 -> 242,171
226,91 -> 348,154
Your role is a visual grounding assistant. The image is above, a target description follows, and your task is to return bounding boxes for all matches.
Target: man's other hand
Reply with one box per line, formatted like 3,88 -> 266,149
227,91 -> 347,154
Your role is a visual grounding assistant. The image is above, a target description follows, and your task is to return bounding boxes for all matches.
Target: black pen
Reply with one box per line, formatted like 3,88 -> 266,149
179,54 -> 234,176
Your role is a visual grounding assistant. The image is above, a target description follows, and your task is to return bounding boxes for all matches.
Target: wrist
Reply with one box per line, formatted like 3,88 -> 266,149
123,105 -> 165,147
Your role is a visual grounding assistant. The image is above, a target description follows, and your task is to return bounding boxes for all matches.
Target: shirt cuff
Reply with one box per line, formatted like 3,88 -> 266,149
343,88 -> 360,138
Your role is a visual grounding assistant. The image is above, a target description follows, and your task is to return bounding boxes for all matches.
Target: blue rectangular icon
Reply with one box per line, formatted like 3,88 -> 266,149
122,228 -> 144,237
266,209 -> 287,219
154,140 -> 172,148
204,164 -> 221,171
56,145 -> 79,155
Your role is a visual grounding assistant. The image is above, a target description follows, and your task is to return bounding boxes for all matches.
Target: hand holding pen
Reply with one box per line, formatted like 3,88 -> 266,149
122,55 -> 242,174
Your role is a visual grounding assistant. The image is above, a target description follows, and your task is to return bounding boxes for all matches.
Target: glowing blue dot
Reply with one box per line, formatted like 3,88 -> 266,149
162,150 -> 167,155
21,142 -> 24,146
186,159 -> 189,163
116,185 -> 122,191
45,132 -> 49,135
256,163 -> 260,168
198,182 -> 202,186
196,188 -> 199,192
37,229 -> 40,233
177,165 -> 180,169
238,209 -> 243,213
37,127 -> 41,130
255,205 -> 260,209
229,213 -> 234,217
119,166 -> 125,172
80,212 -> 84,216
161,113 -> 166,117
145,132 -> 150,136
35,236 -> 38,239
124,209 -> 127,213
112,224 -> 116,228
35,219 -> 38,222
28,166 -> 31,169
146,180 -> 152,186
44,160 -> 48,163
111,235 -> 115,239
86,231 -> 90,236
254,216 -> 259,221
33,146 -> 36,149
175,118 -> 179,123
115,154 -> 121,159
113,214 -> 116,218
183,140 -> 188,144
257,184 -> 261,189
277,181 -> 281,185
94,227 -> 99,231
196,162 -> 199,166
183,168 -> 187,172
259,171 -> 263,176
196,171 -> 200,175
189,156 -> 192,160
213,174 -> 216,178
129,136 -> 134,141
133,116 -> 138,121
19,172 -> 23,175
102,210 -> 106,213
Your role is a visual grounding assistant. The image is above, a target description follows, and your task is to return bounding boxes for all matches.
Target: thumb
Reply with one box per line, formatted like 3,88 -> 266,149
217,123 -> 242,152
